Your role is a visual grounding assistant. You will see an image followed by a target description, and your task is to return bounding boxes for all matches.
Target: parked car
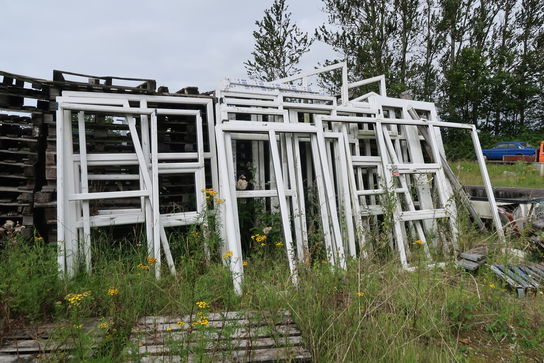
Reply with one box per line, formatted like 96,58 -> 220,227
482,141 -> 538,160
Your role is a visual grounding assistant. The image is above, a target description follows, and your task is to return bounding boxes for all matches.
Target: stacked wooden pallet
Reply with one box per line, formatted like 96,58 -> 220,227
0,72 -> 50,237
129,310 -> 311,362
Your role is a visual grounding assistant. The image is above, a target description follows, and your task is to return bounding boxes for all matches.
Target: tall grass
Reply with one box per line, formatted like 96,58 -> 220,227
1,226 -> 544,361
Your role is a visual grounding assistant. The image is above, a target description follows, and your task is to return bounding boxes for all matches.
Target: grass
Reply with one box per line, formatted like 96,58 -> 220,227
1,223 -> 544,362
452,160 -> 543,188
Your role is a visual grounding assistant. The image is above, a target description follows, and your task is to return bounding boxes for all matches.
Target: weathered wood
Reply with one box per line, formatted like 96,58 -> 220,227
131,310 -> 310,362
459,252 -> 485,263
457,259 -> 480,271
139,336 -> 304,355
139,346 -> 311,362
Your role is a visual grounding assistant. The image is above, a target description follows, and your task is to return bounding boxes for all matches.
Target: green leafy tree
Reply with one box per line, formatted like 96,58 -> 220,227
245,0 -> 313,82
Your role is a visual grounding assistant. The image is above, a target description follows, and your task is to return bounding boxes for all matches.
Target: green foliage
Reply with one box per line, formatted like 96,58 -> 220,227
245,0 -> 313,81
2,225 -> 544,361
0,239 -> 62,320
316,0 -> 543,136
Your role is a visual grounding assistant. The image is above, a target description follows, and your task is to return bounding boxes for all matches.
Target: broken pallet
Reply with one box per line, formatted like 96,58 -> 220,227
490,263 -> 544,298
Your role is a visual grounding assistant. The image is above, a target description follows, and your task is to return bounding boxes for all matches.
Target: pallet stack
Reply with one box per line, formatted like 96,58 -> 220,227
1,69 -> 200,243
0,72 -> 51,238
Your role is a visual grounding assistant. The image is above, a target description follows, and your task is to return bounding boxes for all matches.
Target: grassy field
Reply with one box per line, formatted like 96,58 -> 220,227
452,160 -> 543,188
1,221 -> 544,361
0,166 -> 542,361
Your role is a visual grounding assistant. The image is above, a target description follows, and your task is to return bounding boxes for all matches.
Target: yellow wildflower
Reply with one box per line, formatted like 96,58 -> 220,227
191,319 -> 209,327
201,188 -> 218,197
64,291 -> 91,307
260,242 -> 266,247
176,321 -> 186,326
251,234 -> 267,243
357,292 -> 365,297
195,301 -> 209,309
35,236 -> 44,242
488,283 -> 496,289
242,261 -> 248,267
412,240 -> 424,245
107,287 -> 119,296
275,241 -> 284,247
98,322 -> 110,329
73,324 -> 83,329
215,198 -> 225,204
166,327 -> 173,332
147,256 -> 157,266
223,250 -> 233,259
137,263 -> 150,271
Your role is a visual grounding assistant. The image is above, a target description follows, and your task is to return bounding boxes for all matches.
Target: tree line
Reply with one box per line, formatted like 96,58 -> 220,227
245,0 -> 543,155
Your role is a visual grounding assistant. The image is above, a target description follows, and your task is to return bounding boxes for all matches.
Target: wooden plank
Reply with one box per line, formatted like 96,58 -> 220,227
135,324 -> 301,346
459,252 -> 485,263
490,265 -> 521,288
138,311 -> 291,325
0,354 -> 37,362
457,259 -> 480,271
139,346 -> 311,362
138,335 -> 304,354
136,317 -> 295,333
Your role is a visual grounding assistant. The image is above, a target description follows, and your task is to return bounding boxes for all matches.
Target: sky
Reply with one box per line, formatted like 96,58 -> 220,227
0,0 -> 336,92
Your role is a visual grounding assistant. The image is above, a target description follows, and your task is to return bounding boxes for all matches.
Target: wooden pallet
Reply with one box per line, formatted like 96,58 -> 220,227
490,263 -> 544,297
0,319 -> 100,362
129,310 -> 311,362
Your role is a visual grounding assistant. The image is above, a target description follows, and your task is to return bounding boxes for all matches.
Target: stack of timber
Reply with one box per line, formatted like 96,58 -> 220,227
0,72 -> 50,237
457,246 -> 487,271
129,310 -> 311,362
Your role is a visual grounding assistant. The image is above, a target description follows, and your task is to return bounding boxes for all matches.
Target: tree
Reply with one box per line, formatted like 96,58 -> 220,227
316,0 -> 421,96
244,0 -> 313,82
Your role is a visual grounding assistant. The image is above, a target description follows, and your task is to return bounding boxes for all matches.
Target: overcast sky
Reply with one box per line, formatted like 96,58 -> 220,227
0,0 -> 335,92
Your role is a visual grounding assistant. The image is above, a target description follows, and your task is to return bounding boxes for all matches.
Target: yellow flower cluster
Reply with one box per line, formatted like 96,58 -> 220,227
412,239 -> 424,245
223,250 -> 233,259
65,291 -> 91,306
107,287 -> 119,296
251,234 -> 267,243
275,241 -> 284,247
488,283 -> 496,289
357,292 -> 365,297
147,256 -> 157,266
35,236 -> 44,242
73,324 -> 83,329
190,230 -> 200,238
242,261 -> 248,267
192,319 -> 209,327
215,198 -> 225,204
195,301 -> 209,309
137,263 -> 150,271
201,188 -> 218,199
176,320 -> 187,326
98,321 -> 112,329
